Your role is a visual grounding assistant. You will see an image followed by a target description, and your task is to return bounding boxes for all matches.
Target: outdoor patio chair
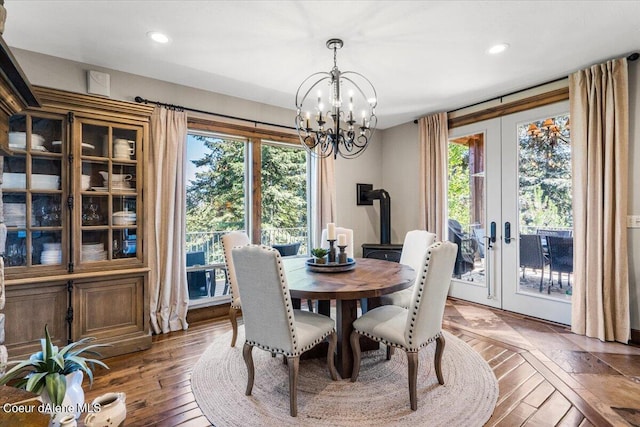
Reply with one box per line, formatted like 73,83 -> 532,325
547,236 -> 573,291
448,219 -> 476,277
519,234 -> 549,292
186,251 -> 208,299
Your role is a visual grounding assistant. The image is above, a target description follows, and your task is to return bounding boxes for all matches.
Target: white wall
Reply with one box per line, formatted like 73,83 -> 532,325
11,47 -> 385,258
380,59 -> 640,332
380,122 -> 420,243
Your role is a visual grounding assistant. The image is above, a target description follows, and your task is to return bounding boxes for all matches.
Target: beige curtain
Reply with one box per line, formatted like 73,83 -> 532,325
148,106 -> 189,334
418,112 -> 449,240
569,58 -> 630,343
312,155 -> 336,247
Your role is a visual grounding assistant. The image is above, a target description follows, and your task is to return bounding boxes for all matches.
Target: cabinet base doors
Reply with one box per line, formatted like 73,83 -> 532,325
72,273 -> 151,358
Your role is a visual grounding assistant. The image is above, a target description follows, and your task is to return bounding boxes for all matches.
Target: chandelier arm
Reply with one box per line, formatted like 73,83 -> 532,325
294,72 -> 332,107
340,71 -> 378,107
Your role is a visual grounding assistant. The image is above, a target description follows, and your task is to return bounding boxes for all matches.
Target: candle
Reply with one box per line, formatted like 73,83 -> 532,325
337,234 -> 347,246
327,223 -> 336,240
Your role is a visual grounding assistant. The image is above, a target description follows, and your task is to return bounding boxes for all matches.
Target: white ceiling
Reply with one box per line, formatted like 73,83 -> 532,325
3,1 -> 640,129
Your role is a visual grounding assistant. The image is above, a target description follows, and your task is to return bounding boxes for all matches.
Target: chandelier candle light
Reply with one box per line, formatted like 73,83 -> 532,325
295,38 -> 378,159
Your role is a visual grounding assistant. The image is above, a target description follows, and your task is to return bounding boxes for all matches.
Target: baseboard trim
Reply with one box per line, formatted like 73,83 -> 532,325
631,328 -> 640,345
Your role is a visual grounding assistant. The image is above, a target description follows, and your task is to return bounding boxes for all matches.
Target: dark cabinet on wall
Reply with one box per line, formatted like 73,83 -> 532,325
1,86 -> 154,358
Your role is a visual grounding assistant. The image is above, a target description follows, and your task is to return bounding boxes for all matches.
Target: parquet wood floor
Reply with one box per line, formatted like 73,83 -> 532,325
75,298 -> 639,426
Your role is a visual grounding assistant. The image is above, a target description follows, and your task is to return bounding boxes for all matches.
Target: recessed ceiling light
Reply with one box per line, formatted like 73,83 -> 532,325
147,31 -> 169,44
487,43 -> 509,55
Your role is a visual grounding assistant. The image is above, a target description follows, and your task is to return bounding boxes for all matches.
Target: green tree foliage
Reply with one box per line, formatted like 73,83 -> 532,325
518,114 -> 572,230
186,136 -> 307,235
260,144 -> 307,230
448,142 -> 471,225
186,135 -> 246,233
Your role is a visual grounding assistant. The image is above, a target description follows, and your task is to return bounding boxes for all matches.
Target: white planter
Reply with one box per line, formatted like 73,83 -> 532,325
40,370 -> 85,426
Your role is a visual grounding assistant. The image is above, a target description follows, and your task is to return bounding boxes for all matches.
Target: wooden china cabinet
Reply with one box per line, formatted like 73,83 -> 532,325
2,86 -> 154,358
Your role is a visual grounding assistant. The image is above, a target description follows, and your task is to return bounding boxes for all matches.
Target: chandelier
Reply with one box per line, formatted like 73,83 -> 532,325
295,38 -> 377,159
526,117 -> 570,147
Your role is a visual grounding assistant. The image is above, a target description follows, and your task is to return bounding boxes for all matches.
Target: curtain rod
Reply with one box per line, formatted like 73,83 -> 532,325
133,96 -> 296,131
414,51 -> 639,123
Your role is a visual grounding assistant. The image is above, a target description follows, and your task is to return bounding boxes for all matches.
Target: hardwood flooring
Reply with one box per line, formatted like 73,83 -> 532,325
75,298 -> 640,426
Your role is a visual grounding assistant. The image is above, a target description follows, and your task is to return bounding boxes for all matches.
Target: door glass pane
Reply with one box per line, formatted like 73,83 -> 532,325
518,113 -> 572,300
260,142 -> 308,256
448,133 -> 485,283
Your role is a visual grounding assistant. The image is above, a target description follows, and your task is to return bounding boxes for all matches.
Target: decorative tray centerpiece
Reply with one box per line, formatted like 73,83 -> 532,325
306,257 -> 356,273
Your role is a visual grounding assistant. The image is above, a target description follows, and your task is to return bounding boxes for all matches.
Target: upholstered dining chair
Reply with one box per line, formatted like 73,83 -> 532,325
380,230 -> 436,309
221,230 -> 250,347
232,244 -> 338,417
350,241 -> 457,411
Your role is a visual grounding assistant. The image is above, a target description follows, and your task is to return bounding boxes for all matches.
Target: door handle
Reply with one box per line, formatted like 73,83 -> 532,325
489,222 -> 496,245
504,222 -> 512,244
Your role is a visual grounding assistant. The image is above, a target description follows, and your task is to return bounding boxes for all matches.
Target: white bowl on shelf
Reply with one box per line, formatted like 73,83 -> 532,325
112,211 -> 136,225
81,175 -> 91,190
8,132 -> 45,148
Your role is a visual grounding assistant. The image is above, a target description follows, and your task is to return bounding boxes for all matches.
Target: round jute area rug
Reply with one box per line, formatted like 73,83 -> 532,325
191,328 -> 498,426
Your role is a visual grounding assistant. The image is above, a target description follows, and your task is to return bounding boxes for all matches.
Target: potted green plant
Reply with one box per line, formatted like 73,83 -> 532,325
310,248 -> 329,264
0,325 -> 109,420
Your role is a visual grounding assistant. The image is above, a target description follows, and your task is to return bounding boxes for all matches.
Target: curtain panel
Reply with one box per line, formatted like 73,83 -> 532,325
569,58 -> 630,343
418,112 -> 449,240
148,106 -> 189,334
312,155 -> 336,248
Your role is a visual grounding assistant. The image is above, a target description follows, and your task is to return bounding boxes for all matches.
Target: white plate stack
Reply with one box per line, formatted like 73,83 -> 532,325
41,242 -> 62,265
82,242 -> 108,262
32,174 -> 60,190
4,203 -> 26,227
2,173 -> 27,189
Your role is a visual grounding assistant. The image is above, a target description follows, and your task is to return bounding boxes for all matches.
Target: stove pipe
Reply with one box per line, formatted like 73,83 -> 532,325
361,188 -> 391,244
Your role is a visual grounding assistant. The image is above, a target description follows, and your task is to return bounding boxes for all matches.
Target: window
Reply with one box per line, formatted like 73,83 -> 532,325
184,123 -> 309,306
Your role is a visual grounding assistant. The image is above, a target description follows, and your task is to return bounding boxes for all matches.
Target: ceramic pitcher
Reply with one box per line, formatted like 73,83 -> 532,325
84,392 -> 126,427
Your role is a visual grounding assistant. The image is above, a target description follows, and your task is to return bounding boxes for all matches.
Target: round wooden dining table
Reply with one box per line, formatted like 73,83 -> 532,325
284,257 -> 415,378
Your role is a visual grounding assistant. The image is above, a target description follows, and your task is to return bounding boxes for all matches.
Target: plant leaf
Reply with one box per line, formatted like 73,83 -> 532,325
45,373 -> 66,406
25,372 -> 48,394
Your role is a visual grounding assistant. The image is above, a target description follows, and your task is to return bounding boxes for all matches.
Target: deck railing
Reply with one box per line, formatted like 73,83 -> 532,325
185,227 -> 308,265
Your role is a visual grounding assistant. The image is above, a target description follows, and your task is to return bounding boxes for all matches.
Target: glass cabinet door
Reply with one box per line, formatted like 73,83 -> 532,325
3,114 -> 66,268
78,121 -> 141,265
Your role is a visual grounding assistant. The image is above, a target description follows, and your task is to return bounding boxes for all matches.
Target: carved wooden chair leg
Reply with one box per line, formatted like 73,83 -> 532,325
386,345 -> 395,360
326,332 -> 338,380
350,330 -> 362,382
242,343 -> 254,396
229,307 -> 239,347
407,351 -> 419,411
287,356 -> 300,417
435,334 -> 446,385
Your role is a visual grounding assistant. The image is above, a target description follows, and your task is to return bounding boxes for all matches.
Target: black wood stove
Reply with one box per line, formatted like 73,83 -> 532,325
357,184 -> 403,262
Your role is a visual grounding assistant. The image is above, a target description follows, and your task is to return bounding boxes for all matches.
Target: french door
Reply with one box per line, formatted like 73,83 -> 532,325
447,102 -> 572,325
